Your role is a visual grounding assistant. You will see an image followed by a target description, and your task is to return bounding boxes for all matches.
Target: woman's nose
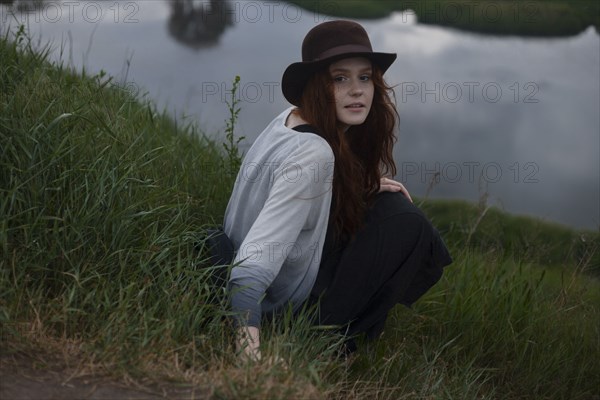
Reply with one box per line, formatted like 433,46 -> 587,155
349,80 -> 363,96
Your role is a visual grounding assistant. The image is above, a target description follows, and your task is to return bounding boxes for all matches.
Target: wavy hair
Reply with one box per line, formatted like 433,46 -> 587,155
296,63 -> 399,240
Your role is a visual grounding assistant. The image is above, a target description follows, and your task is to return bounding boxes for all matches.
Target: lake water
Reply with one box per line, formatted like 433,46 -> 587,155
2,0 -> 599,230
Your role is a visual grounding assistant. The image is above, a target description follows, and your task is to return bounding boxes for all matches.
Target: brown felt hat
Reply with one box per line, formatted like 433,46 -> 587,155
281,20 -> 397,106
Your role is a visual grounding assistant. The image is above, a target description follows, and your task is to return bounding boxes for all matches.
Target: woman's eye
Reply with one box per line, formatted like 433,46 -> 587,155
360,75 -> 371,81
333,76 -> 346,82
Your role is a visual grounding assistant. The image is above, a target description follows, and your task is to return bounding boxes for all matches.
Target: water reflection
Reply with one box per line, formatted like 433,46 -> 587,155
1,1 -> 598,230
167,0 -> 233,49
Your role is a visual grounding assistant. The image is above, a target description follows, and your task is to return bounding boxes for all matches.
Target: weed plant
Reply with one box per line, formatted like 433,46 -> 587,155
1,27 -> 599,399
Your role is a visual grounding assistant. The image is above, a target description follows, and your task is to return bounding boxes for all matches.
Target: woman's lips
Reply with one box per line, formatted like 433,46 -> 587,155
345,103 -> 365,109
345,103 -> 365,111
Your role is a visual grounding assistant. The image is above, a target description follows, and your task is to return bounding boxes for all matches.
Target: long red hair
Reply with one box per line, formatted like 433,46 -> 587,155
296,63 -> 398,240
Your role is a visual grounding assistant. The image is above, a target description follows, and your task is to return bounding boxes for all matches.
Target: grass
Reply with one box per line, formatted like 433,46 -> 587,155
420,198 -> 600,276
327,249 -> 600,399
286,0 -> 600,37
1,27 -> 599,399
1,24 -> 235,366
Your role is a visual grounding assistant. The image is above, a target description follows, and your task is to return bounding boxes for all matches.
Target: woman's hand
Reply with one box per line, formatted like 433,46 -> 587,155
237,326 -> 261,361
236,326 -> 288,368
379,177 -> 413,202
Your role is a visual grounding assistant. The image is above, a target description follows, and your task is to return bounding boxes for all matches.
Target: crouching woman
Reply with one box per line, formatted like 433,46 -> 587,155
223,20 -> 452,360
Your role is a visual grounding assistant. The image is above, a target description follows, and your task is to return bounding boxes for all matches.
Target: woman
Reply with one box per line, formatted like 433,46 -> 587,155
223,20 -> 452,360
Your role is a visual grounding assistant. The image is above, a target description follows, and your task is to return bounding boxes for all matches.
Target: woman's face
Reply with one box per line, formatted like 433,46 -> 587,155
328,57 -> 374,130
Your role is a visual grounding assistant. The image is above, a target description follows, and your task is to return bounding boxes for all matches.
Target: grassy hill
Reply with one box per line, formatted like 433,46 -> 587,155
1,27 -> 599,399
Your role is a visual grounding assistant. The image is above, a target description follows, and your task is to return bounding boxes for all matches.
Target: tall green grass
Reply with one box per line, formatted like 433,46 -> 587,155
420,199 -> 600,276
1,27 -> 599,399
0,25 -> 235,362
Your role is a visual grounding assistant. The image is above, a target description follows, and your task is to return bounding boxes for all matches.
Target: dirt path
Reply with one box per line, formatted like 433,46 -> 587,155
0,353 -> 209,400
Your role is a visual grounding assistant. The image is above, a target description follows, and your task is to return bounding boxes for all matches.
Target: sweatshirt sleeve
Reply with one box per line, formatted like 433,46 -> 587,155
228,141 -> 334,327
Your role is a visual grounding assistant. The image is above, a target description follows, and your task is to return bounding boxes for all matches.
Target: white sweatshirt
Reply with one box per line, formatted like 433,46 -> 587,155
223,107 -> 334,327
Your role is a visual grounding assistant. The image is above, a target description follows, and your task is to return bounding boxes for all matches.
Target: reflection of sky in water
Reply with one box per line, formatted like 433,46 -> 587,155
2,1 -> 598,230
366,15 -> 599,230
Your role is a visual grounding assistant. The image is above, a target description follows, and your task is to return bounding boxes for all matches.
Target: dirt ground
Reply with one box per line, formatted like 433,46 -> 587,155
0,353 -> 209,400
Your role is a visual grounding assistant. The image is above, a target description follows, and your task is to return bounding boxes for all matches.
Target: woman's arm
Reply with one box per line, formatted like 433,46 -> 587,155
228,140 -> 335,360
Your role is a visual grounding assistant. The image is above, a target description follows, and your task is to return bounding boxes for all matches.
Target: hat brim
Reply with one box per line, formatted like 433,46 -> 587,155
281,52 -> 396,107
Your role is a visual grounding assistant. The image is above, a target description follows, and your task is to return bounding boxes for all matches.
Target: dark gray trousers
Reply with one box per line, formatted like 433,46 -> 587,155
309,191 -> 452,340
